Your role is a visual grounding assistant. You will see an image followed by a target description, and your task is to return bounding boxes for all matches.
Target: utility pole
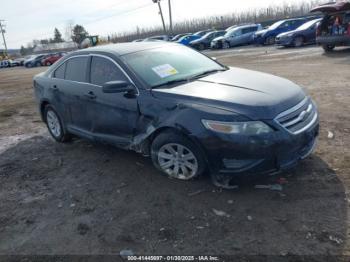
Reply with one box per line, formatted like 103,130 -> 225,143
0,20 -> 8,56
152,0 -> 167,34
168,0 -> 173,35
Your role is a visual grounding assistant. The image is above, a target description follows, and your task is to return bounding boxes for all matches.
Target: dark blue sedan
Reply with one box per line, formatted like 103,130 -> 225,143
254,18 -> 308,45
276,18 -> 322,47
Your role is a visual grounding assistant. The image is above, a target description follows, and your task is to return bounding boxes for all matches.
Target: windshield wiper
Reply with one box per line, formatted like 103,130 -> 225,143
189,68 -> 227,80
151,78 -> 189,89
151,68 -> 228,89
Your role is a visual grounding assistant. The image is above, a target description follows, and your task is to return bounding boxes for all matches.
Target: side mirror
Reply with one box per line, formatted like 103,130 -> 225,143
102,81 -> 135,94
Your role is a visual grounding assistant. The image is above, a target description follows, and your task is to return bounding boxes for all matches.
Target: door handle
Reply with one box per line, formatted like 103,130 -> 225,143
84,91 -> 96,99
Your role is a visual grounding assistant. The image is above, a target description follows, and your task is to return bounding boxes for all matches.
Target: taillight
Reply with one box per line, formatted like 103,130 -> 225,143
316,25 -> 321,37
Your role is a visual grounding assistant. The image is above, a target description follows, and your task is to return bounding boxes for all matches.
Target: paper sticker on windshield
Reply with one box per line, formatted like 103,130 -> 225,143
152,64 -> 178,78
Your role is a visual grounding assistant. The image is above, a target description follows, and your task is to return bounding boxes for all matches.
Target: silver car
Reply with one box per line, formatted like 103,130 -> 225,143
211,24 -> 262,49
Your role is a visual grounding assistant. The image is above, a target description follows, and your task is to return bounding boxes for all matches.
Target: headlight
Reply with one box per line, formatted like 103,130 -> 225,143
201,120 -> 273,135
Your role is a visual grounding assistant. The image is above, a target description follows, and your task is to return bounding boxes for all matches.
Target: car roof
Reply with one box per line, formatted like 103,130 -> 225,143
72,42 -> 178,56
311,1 -> 350,13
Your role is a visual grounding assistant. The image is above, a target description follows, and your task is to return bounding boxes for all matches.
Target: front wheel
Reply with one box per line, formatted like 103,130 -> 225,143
293,36 -> 304,47
151,131 -> 206,180
322,44 -> 335,52
44,105 -> 71,142
222,41 -> 230,49
265,36 -> 275,45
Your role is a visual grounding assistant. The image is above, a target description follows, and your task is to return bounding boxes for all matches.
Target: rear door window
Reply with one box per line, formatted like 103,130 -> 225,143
242,27 -> 258,34
53,63 -> 66,79
65,57 -> 89,82
90,56 -> 127,86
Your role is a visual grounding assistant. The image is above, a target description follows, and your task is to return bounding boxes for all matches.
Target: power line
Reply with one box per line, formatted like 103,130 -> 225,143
10,2 -> 154,46
0,20 -> 8,55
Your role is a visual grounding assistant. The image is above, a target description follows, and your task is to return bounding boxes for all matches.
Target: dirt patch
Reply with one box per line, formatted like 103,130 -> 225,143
0,47 -> 349,257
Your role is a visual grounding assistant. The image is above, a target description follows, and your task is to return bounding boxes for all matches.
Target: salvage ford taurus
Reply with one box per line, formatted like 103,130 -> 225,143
33,42 -> 319,188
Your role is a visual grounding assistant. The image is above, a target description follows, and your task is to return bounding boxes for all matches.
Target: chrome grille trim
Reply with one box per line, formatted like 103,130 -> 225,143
274,97 -> 318,135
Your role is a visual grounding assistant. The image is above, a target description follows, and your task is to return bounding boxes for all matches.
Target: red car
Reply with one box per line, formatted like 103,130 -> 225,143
311,1 -> 350,52
41,53 -> 65,66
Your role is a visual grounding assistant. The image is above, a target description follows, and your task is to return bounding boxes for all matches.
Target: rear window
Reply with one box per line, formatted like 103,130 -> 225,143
242,27 -> 258,34
65,57 -> 88,82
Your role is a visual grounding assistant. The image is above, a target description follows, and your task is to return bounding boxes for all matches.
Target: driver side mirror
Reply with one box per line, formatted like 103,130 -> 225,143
102,81 -> 135,94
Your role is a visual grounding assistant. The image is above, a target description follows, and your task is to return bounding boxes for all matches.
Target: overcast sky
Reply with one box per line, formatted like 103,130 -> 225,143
2,0 -> 307,49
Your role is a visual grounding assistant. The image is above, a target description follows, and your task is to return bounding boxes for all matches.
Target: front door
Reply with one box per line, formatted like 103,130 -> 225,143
87,55 -> 139,146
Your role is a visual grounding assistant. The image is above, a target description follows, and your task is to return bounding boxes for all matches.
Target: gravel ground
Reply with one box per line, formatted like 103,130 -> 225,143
0,45 -> 349,259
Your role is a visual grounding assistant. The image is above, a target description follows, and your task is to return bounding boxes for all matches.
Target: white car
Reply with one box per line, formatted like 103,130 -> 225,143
0,60 -> 10,68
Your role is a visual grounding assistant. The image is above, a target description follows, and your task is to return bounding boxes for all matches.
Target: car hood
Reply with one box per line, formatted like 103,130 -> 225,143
255,29 -> 268,36
151,67 -> 305,120
212,36 -> 225,42
277,30 -> 297,38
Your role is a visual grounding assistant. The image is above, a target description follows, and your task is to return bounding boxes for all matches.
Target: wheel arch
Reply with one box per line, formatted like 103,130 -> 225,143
145,125 -> 210,168
40,100 -> 50,122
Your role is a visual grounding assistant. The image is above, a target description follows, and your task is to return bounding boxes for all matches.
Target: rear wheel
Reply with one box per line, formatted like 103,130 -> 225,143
322,44 -> 335,52
151,131 -> 206,180
44,105 -> 71,142
293,36 -> 304,47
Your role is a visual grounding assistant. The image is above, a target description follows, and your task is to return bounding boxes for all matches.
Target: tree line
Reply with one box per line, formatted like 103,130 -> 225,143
20,25 -> 89,55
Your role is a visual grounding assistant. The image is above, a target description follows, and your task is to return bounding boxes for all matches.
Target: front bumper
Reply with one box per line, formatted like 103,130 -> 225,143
196,115 -> 319,176
275,36 -> 293,46
253,34 -> 265,45
210,41 -> 222,49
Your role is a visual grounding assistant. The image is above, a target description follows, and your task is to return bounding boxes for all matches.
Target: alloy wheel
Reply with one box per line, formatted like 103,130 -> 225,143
294,37 -> 303,47
157,143 -> 198,180
46,110 -> 62,138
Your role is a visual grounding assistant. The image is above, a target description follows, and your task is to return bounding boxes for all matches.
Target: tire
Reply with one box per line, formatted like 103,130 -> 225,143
322,44 -> 335,52
44,105 -> 71,142
293,36 -> 304,47
222,41 -> 230,49
151,131 -> 206,180
265,36 -> 275,45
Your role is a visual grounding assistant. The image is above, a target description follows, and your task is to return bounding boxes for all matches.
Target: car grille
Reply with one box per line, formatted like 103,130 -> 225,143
275,98 -> 318,135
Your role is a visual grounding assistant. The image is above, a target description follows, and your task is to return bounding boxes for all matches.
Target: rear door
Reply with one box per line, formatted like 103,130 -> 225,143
86,55 -> 139,145
52,55 -> 94,135
241,26 -> 258,44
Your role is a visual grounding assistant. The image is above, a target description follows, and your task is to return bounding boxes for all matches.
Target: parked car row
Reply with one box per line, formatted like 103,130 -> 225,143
135,2 -> 350,52
0,52 -> 67,70
0,58 -> 26,68
133,17 -> 321,51
24,52 -> 66,68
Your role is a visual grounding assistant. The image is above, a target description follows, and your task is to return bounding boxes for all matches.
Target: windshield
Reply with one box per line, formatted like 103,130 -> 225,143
296,19 -> 320,30
224,28 -> 238,37
122,45 -> 225,88
268,20 -> 285,30
201,32 -> 215,39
